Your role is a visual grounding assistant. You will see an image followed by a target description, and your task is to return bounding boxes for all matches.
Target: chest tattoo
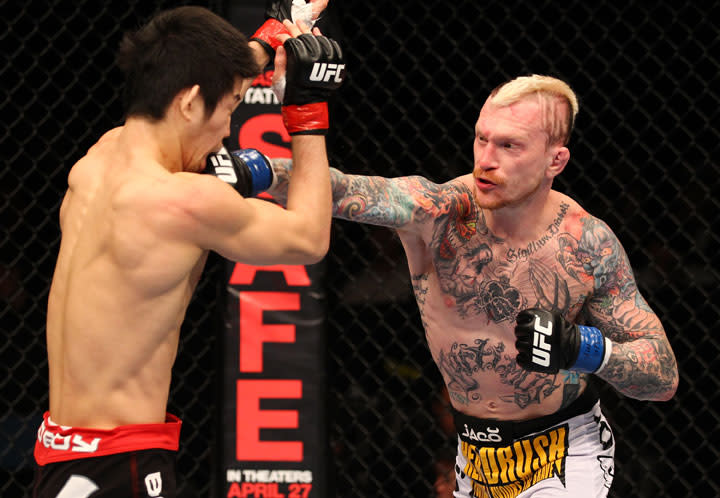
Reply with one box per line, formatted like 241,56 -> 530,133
430,202 -> 581,322
506,202 -> 569,263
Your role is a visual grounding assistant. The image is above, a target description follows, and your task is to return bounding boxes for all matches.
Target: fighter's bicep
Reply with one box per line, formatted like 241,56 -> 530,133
221,198 -> 327,264
581,237 -> 664,342
173,177 -> 323,264
159,174 -> 256,250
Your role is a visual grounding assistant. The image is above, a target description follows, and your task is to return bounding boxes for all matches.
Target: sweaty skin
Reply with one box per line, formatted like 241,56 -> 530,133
47,76 -> 333,429
267,97 -> 677,420
48,129 -> 208,429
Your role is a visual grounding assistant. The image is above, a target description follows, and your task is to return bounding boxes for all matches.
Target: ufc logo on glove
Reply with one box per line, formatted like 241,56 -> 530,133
515,308 -> 612,374
531,316 -> 553,367
309,62 -> 345,83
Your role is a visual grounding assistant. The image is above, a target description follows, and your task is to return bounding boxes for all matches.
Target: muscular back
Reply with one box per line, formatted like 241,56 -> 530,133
47,133 -> 207,428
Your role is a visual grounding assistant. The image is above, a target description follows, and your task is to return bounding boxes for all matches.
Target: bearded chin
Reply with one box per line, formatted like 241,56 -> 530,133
474,195 -> 508,210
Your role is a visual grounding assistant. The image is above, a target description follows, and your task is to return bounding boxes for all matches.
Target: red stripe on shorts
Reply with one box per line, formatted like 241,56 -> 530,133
34,412 -> 182,465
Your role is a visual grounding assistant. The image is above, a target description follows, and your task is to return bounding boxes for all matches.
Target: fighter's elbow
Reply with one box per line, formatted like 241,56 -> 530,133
294,233 -> 330,264
640,370 -> 679,402
660,357 -> 680,401
301,243 -> 329,264
661,371 -> 679,401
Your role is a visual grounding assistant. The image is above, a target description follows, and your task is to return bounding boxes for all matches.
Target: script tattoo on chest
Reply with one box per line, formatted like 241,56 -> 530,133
506,202 -> 569,263
431,199 -> 573,323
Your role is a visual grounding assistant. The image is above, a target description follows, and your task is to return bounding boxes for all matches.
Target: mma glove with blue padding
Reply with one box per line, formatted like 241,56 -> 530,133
514,308 -> 613,374
205,147 -> 276,197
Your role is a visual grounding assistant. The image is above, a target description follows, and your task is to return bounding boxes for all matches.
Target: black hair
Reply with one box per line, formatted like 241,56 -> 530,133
116,6 -> 261,120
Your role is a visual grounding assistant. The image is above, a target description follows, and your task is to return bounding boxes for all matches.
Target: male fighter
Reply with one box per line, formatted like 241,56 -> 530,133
33,6 -> 343,497
267,75 -> 678,496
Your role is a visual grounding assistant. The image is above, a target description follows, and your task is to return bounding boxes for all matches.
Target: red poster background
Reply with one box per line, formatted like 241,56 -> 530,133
218,3 -> 330,497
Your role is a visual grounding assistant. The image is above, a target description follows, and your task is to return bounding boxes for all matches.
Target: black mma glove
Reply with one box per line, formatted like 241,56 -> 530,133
514,308 -> 613,374
251,0 -> 318,60
205,147 -> 276,197
280,33 -> 344,135
273,33 -> 345,135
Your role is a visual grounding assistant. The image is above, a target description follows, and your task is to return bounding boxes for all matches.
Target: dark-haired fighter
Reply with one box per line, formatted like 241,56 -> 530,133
33,5 -> 343,497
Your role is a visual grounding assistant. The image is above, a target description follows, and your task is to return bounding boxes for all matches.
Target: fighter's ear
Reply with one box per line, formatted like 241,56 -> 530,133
547,146 -> 570,178
178,85 -> 203,121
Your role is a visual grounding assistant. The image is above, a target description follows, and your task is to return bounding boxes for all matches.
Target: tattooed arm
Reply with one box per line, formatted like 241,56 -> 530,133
268,158 -> 450,229
574,217 -> 679,401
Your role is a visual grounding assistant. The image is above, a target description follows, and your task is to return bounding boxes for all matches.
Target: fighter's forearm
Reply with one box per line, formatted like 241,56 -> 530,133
268,158 -> 293,205
269,159 -> 356,212
269,158 -> 343,205
269,159 -> 420,228
596,334 -> 678,401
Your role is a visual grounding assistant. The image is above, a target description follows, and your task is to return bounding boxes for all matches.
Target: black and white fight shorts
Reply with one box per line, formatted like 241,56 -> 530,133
452,388 -> 615,497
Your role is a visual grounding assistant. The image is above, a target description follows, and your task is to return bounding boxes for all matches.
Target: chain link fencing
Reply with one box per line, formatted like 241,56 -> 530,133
2,1 -> 718,497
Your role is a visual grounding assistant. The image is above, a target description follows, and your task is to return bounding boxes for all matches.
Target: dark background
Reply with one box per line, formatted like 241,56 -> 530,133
2,1 -> 718,496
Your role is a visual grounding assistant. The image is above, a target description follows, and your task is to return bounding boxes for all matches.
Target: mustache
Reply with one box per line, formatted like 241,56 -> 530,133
474,173 -> 501,185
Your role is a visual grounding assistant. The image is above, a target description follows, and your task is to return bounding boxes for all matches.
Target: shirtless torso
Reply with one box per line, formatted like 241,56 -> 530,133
398,175 -> 594,420
44,14 -> 341,432
269,165 -> 676,420
47,96 -> 333,430
47,130 -> 208,428
34,9 -> 338,497
266,76 -> 676,497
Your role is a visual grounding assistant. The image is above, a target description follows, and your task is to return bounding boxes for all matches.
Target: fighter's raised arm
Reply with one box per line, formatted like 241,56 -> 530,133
269,74 -> 678,495
268,161 -> 477,234
172,20 -> 344,264
34,8 -> 344,496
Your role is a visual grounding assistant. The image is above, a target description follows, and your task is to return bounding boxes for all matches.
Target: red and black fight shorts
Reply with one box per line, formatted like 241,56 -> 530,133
32,412 -> 182,498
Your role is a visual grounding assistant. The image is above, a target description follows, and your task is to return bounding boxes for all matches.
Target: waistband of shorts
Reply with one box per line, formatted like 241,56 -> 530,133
453,385 -> 599,446
34,412 -> 182,466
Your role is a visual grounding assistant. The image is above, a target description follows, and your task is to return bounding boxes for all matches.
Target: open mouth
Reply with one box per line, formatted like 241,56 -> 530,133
476,177 -> 496,186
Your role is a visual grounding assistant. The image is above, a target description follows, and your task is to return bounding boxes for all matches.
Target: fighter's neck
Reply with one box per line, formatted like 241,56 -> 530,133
483,190 -> 563,244
121,117 -> 184,173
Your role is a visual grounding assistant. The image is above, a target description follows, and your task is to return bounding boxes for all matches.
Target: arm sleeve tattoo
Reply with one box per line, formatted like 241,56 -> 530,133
268,158 -> 449,230
570,216 -> 679,401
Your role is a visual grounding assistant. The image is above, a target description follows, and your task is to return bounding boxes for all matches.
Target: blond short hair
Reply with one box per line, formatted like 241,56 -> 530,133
489,75 -> 579,145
